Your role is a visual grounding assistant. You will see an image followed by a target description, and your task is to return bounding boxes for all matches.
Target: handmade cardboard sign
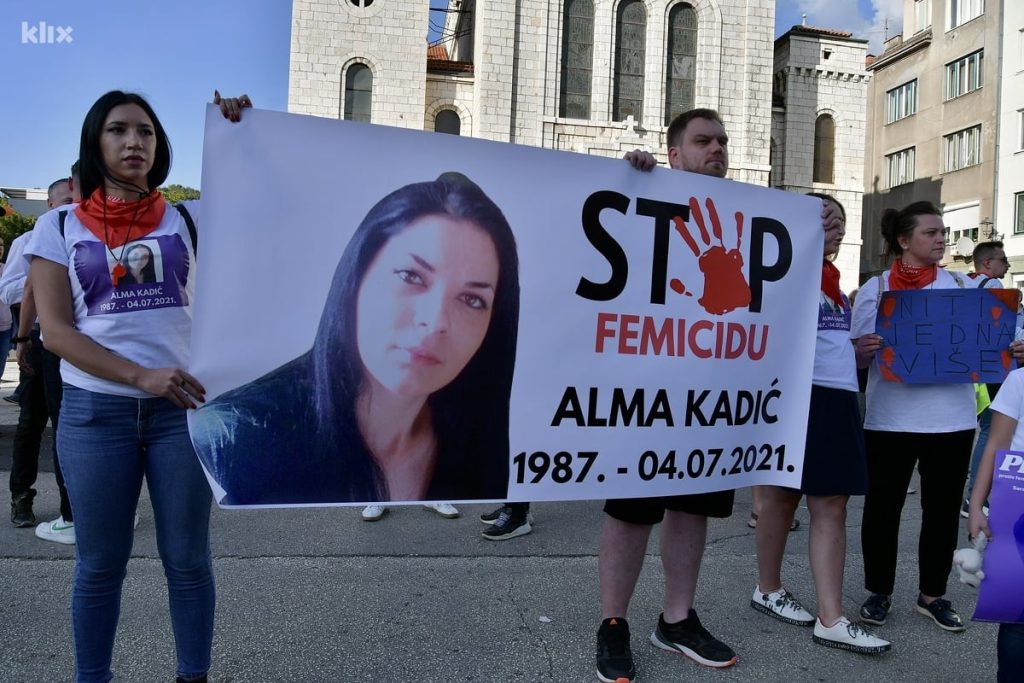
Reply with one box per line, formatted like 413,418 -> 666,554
875,288 -> 1021,384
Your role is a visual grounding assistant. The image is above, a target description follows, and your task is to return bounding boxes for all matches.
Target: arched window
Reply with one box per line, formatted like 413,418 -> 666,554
613,0 -> 646,122
560,0 -> 595,119
344,64 -> 372,122
435,109 -> 461,135
813,114 -> 835,184
665,3 -> 697,125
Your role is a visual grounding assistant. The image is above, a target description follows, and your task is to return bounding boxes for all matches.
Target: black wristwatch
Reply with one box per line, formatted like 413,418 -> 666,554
12,336 -> 31,344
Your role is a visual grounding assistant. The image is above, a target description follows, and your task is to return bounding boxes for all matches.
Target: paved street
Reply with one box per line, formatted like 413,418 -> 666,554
0,361 -> 1000,682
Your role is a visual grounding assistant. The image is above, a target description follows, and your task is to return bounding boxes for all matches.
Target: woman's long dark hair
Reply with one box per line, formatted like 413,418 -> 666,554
79,91 -> 172,199
312,173 -> 520,501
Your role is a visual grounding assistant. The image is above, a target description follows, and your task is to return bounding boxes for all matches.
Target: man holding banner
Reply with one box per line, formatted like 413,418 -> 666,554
594,109 -> 841,681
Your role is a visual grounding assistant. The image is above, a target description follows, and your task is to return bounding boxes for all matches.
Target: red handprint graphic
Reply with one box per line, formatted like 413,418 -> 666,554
669,197 -> 752,315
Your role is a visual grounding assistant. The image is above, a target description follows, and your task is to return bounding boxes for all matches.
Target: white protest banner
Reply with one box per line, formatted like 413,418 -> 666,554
188,106 -> 823,508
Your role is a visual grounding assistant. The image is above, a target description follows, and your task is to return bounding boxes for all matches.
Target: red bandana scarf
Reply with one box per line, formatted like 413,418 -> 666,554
821,260 -> 846,310
75,188 -> 167,248
888,258 -> 938,291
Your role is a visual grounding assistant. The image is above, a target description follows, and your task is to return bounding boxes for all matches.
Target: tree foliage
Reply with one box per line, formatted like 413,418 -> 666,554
159,184 -> 201,203
0,198 -> 35,253
0,214 -> 37,253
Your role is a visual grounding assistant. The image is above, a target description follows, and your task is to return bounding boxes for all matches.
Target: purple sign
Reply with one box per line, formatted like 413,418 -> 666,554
974,449 -> 1024,623
874,288 -> 1020,384
73,234 -> 190,315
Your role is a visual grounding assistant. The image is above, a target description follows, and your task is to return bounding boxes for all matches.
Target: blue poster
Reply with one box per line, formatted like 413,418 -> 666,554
874,288 -> 1020,384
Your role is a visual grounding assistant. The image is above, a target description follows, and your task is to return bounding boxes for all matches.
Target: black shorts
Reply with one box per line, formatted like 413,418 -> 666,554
603,490 -> 735,525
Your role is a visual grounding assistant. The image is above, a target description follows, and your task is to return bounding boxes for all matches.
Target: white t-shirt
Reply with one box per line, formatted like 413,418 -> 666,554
850,268 -> 976,433
813,290 -> 858,391
991,367 -> 1024,451
0,229 -> 34,307
25,201 -> 199,397
969,273 -> 1003,289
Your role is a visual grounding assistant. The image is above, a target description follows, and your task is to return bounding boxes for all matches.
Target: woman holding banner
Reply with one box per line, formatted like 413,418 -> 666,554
27,89 -> 250,683
968,366 -> 1024,682
190,172 -> 520,506
750,193 -> 889,653
851,201 -> 977,633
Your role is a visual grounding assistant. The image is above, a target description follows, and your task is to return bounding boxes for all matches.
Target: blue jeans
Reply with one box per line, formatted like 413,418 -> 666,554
58,385 -> 214,683
0,325 -> 12,362
967,408 -> 992,498
999,623 -> 1024,683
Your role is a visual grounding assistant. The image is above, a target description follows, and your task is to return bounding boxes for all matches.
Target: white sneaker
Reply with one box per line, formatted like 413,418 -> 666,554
35,517 -> 76,545
361,505 -> 387,521
750,586 -> 815,626
424,503 -> 460,518
813,616 -> 891,654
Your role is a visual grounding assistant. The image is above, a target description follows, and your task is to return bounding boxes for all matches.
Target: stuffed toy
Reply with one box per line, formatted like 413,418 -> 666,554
953,532 -> 988,588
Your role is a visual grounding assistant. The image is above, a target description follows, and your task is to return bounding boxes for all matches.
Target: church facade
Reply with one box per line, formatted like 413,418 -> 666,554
289,0 -> 867,288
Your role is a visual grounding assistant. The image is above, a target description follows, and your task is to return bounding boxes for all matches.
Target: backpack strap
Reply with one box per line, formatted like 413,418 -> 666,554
174,203 -> 198,256
977,276 -> 994,289
874,273 -> 886,310
949,271 -> 967,288
58,210 -> 67,237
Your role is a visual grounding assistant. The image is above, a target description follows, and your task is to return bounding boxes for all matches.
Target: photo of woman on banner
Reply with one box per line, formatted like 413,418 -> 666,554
191,172 -> 520,505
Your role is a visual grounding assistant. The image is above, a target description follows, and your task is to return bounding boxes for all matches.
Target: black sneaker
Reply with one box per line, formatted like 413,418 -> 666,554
479,506 -> 506,524
916,596 -> 965,632
481,510 -> 532,541
481,505 -> 533,525
650,610 -> 737,669
10,492 -> 35,528
596,617 -> 635,683
859,593 -> 892,626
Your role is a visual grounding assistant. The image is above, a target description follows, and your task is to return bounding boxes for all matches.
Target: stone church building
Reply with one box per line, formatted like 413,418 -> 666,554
288,0 -> 868,288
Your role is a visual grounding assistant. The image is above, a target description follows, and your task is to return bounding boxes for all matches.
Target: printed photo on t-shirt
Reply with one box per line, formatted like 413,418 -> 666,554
73,234 -> 191,315
818,291 -> 851,331
118,241 -> 162,285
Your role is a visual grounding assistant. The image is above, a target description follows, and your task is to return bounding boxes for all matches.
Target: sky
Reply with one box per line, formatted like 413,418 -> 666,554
1,0 -> 900,191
